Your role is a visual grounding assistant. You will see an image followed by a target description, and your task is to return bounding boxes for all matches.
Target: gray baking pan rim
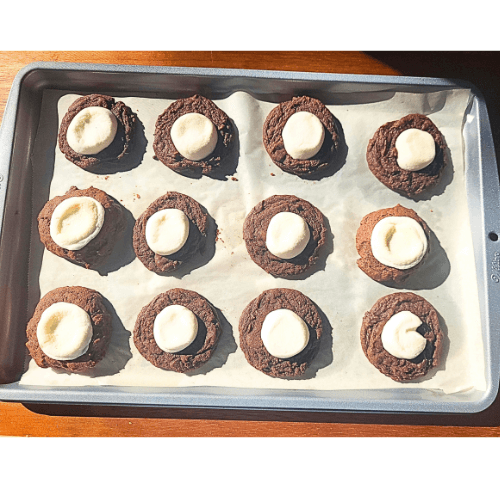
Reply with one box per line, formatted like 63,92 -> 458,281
0,61 -> 499,413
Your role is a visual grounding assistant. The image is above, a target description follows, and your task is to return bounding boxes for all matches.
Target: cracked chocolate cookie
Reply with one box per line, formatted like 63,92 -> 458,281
38,186 -> 126,270
263,96 -> 340,178
133,191 -> 208,274
26,286 -> 112,372
366,113 -> 446,196
58,94 -> 137,171
356,204 -> 430,284
360,292 -> 444,382
239,288 -> 322,378
153,94 -> 234,176
243,195 -> 327,278
133,288 -> 221,373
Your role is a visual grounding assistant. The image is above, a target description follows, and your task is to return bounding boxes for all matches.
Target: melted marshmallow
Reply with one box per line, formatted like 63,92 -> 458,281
153,304 -> 198,353
50,196 -> 105,251
381,310 -> 427,359
282,111 -> 325,160
261,308 -> 310,359
37,302 -> 93,360
171,112 -> 218,161
145,208 -> 190,256
266,212 -> 310,259
395,128 -> 436,171
66,106 -> 118,155
371,216 -> 427,270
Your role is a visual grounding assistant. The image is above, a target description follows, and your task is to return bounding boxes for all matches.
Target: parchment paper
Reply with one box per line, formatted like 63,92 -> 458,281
20,86 -> 485,395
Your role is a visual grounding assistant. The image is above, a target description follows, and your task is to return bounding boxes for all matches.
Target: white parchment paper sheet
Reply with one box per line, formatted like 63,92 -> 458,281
20,86 -> 485,395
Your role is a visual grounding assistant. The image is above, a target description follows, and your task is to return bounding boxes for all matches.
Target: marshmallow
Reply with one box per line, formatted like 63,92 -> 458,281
371,216 -> 427,270
145,208 -> 190,256
66,106 -> 118,155
395,128 -> 436,171
37,302 -> 93,360
266,212 -> 310,259
381,310 -> 427,359
170,112 -> 218,161
50,196 -> 105,251
282,111 -> 325,160
261,308 -> 310,359
153,304 -> 198,353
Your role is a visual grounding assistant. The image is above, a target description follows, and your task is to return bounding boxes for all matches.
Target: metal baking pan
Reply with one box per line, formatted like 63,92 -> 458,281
0,61 -> 499,413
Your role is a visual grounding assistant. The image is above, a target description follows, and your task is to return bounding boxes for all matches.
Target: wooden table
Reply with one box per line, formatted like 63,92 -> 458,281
1,51 -> 499,437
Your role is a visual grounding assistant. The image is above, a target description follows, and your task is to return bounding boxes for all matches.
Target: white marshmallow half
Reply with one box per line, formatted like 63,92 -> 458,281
371,216 -> 427,270
395,128 -> 436,171
50,196 -> 105,251
170,112 -> 218,161
381,310 -> 427,359
266,212 -> 310,260
66,106 -> 118,155
145,208 -> 190,256
261,308 -> 310,359
37,302 -> 93,361
282,111 -> 325,160
153,304 -> 198,353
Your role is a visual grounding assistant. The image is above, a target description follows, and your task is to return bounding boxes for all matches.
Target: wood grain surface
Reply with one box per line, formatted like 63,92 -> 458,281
1,51 -> 499,437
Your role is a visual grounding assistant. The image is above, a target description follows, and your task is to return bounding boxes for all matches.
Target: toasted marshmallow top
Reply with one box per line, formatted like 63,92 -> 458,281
153,304 -> 198,353
371,216 -> 427,270
37,302 -> 93,360
395,128 -> 436,171
50,196 -> 105,251
282,111 -> 325,160
66,106 -> 118,155
170,112 -> 218,161
381,310 -> 427,359
266,212 -> 310,260
261,308 -> 310,359
145,208 -> 190,256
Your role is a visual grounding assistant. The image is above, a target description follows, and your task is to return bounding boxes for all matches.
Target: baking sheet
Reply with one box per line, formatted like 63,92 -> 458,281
19,86 -> 485,395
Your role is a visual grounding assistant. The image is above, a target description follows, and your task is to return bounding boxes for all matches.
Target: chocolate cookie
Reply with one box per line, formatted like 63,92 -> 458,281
133,192 -> 208,274
243,195 -> 327,277
360,292 -> 444,382
153,94 -> 234,175
356,204 -> 430,284
366,113 -> 446,196
239,288 -> 322,378
133,288 -> 221,373
38,186 -> 126,270
26,286 -> 112,372
263,96 -> 340,178
58,94 -> 136,171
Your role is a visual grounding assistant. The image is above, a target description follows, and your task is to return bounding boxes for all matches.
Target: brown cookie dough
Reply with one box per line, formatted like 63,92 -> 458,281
37,186 -> 126,270
153,94 -> 234,175
58,94 -> 137,171
239,288 -> 322,379
133,288 -> 221,373
133,192 -> 208,274
263,96 -> 340,178
243,195 -> 327,277
356,204 -> 430,284
26,286 -> 112,373
360,292 -> 444,382
366,113 -> 446,196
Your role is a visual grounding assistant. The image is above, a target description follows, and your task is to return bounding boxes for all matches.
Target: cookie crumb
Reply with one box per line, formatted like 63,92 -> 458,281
231,176 -> 238,181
